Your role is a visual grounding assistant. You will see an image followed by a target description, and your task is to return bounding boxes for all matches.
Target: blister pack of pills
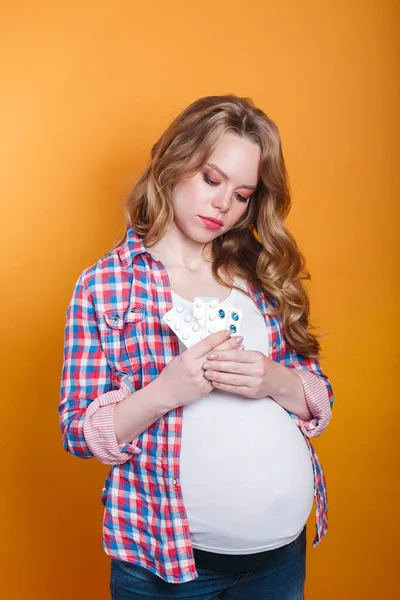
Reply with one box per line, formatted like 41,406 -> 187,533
163,296 -> 242,348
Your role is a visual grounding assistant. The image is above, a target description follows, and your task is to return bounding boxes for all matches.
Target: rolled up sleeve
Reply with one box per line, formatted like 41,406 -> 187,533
83,376 -> 141,464
280,346 -> 334,438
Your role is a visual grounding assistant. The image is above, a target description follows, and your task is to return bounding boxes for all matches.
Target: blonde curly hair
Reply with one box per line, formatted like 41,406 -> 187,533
112,94 -> 326,359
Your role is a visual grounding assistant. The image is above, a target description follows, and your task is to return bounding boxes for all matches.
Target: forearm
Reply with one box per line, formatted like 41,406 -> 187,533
270,362 -> 313,421
113,377 -> 173,445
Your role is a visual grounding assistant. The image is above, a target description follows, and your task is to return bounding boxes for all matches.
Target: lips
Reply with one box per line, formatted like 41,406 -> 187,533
199,216 -> 223,225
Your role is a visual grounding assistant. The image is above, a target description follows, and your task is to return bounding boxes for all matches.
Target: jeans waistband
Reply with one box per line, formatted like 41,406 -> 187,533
193,527 -> 306,573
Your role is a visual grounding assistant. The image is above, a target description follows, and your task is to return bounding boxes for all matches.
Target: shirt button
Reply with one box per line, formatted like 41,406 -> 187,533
272,342 -> 277,348
171,478 -> 178,486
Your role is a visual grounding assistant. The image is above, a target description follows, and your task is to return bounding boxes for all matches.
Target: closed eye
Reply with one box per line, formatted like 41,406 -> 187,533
203,173 -> 251,203
203,173 -> 219,186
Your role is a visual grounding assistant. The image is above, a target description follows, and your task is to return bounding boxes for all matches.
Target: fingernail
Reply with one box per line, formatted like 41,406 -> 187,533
233,336 -> 244,343
207,354 -> 217,360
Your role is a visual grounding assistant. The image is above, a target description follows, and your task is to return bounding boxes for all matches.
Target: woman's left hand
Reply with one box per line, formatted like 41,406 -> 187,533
202,348 -> 281,399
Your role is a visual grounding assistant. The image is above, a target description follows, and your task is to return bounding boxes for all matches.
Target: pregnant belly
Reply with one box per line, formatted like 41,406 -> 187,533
179,391 -> 315,553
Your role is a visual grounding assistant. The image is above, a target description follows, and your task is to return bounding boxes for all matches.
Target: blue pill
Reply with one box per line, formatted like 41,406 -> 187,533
230,324 -> 237,333
218,309 -> 225,318
231,312 -> 239,321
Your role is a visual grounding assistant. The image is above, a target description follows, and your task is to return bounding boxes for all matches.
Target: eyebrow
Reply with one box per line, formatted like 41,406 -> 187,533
206,162 -> 257,191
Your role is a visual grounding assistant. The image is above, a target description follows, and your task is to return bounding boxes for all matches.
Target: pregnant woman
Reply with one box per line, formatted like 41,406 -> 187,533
59,94 -> 334,599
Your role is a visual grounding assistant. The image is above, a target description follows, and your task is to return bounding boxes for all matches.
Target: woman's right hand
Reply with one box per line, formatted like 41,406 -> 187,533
158,330 -> 244,411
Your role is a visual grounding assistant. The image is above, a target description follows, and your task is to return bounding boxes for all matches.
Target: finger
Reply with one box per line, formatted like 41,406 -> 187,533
210,380 -> 251,396
204,349 -> 254,362
204,371 -> 248,386
213,334 -> 244,352
189,329 -> 232,359
202,360 -> 248,375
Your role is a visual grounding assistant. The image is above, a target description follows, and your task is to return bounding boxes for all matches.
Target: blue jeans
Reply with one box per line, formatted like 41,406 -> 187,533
110,525 -> 306,599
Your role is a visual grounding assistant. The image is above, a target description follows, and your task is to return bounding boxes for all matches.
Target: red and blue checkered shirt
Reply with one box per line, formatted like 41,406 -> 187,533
59,227 -> 334,584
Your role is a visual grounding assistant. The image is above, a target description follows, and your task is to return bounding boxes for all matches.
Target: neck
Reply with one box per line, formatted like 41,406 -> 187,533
146,224 -> 213,271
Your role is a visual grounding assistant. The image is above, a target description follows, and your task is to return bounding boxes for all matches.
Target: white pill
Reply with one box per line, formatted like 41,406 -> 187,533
192,323 -> 200,332
195,300 -> 203,308
210,301 -> 217,308
166,313 -> 172,321
182,333 -> 189,340
208,312 -> 216,321
174,323 -> 181,331
195,314 -> 203,321
207,324 -> 217,333
176,305 -> 184,313
184,315 -> 191,322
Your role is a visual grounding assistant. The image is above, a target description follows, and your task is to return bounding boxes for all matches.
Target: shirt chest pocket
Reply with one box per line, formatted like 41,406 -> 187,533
103,305 -> 148,374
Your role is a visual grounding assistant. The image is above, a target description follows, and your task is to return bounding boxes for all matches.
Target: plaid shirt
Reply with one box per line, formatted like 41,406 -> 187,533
59,227 -> 334,584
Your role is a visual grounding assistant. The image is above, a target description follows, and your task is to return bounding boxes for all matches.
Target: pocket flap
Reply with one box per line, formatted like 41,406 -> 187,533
104,305 -> 145,329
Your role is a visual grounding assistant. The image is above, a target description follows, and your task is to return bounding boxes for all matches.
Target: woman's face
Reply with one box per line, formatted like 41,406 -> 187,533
171,132 -> 260,243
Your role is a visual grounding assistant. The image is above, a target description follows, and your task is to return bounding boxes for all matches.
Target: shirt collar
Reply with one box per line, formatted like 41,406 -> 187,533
117,227 -> 274,310
117,227 -> 149,268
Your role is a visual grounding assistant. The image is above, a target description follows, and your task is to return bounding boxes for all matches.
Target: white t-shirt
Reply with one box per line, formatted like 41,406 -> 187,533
173,281 -> 315,554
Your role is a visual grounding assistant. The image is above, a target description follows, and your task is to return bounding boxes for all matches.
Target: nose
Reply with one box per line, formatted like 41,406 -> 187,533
211,188 -> 232,212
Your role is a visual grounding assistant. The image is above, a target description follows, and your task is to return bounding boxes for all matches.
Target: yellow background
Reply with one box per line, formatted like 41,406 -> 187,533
1,1 -> 398,598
